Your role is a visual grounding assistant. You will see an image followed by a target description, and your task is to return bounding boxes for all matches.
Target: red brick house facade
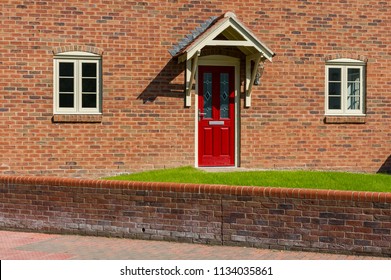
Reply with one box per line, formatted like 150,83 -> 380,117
1,0 -> 390,177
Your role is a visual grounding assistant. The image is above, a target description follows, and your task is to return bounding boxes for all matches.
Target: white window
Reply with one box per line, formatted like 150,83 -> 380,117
325,58 -> 366,115
54,51 -> 101,114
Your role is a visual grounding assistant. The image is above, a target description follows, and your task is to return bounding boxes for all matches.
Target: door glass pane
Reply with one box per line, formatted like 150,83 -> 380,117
59,93 -> 74,108
220,73 -> 229,119
82,94 -> 97,108
203,73 -> 212,119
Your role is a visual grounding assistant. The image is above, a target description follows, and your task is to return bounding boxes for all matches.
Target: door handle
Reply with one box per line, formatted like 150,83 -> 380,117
198,109 -> 206,121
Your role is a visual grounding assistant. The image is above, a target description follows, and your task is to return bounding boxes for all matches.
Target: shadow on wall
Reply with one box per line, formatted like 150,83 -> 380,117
378,155 -> 391,174
137,58 -> 185,104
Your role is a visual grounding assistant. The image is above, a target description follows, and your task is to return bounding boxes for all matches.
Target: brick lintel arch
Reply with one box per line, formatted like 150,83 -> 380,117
324,53 -> 368,63
52,45 -> 104,56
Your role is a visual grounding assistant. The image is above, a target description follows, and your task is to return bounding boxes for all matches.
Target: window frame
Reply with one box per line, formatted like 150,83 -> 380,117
325,58 -> 366,116
53,51 -> 102,115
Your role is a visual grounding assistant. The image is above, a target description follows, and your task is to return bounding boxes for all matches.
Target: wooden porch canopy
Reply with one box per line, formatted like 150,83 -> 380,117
169,12 -> 275,107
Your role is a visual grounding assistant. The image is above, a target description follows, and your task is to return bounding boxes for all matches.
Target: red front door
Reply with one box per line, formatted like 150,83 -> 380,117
198,66 -> 235,167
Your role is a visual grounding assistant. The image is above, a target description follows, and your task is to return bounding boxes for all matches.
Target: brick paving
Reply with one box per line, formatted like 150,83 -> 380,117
0,230 -> 388,260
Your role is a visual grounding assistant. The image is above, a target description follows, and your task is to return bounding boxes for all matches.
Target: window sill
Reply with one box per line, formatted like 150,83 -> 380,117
324,115 -> 366,124
52,114 -> 102,123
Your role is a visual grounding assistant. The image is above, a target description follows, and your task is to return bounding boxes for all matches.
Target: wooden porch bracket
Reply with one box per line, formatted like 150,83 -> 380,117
185,50 -> 201,107
245,53 -> 264,108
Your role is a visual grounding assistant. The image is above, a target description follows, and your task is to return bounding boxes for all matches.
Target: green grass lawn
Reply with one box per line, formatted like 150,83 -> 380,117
105,166 -> 391,193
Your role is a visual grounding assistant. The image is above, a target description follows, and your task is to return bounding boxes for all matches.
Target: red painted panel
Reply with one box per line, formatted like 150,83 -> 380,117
220,127 -> 229,156
198,66 -> 235,167
203,127 -> 213,156
213,126 -> 220,157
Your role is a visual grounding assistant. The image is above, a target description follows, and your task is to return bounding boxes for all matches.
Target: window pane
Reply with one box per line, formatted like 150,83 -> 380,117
82,63 -> 97,77
329,96 -> 341,110
347,81 -> 360,110
203,73 -> 212,119
59,93 -> 74,108
59,62 -> 74,77
82,78 -> 97,93
328,68 -> 341,81
348,68 -> 360,82
347,95 -> 360,110
59,78 -> 74,92
220,73 -> 229,119
82,94 -> 97,108
328,82 -> 341,96
348,82 -> 360,96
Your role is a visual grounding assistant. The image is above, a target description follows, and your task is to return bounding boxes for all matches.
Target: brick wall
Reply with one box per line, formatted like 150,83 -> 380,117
240,1 -> 391,173
1,0 -> 391,177
1,175 -> 390,257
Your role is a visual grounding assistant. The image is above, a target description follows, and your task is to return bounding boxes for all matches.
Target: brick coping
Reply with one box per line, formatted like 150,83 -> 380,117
1,175 -> 390,203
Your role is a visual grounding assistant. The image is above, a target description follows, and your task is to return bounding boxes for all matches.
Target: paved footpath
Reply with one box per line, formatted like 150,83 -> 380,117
0,230 -> 388,260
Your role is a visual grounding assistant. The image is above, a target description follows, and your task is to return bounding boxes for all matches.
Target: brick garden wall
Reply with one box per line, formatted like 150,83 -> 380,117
1,175 -> 390,257
1,1 -> 391,178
